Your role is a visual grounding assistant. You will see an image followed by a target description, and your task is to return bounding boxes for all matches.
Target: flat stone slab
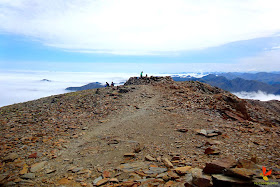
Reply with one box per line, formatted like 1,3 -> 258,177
212,174 -> 252,185
30,161 -> 47,173
144,167 -> 167,174
191,168 -> 213,187
21,173 -> 35,179
117,162 -> 149,172
203,157 -> 237,174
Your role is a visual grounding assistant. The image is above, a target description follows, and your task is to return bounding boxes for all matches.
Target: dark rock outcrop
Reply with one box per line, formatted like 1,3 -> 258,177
125,76 -> 173,85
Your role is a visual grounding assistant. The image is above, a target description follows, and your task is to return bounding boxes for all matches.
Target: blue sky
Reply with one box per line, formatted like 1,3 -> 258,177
1,0 -> 280,73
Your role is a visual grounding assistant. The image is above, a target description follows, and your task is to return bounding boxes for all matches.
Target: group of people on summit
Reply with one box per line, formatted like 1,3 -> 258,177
105,71 -> 147,87
105,82 -> 114,87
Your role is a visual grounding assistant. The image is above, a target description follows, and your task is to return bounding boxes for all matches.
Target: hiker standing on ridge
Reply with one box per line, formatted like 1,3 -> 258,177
111,82 -> 114,87
105,82 -> 110,87
140,71 -> 143,78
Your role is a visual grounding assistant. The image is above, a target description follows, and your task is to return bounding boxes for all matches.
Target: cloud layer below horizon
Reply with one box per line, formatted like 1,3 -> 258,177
1,71 -> 279,107
1,0 -> 280,55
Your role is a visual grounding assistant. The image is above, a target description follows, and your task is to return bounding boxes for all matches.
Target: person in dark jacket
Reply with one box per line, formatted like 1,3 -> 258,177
111,82 -> 114,87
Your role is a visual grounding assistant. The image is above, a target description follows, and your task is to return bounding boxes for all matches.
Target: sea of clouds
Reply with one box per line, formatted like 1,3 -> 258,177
1,70 -> 279,107
0,71 -> 136,107
0,70 -> 206,107
233,91 -> 280,101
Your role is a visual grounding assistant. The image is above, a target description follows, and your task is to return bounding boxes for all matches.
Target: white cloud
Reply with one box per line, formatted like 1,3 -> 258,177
1,0 -> 280,54
0,70 -> 208,107
0,70 -> 136,107
234,91 -> 280,101
237,49 -> 280,72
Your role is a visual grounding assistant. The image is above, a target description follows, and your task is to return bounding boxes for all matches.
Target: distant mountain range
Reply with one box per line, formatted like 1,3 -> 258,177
65,72 -> 280,94
66,82 -> 104,91
217,72 -> 280,85
172,72 -> 280,95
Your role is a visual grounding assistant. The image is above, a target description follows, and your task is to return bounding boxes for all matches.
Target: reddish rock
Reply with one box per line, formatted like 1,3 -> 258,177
109,178 -> 119,183
237,159 -> 258,169
226,168 -> 255,179
164,180 -> 174,186
212,174 -> 252,185
96,178 -> 109,186
192,168 -> 213,187
102,170 -> 111,178
28,152 -> 37,159
58,178 -> 71,185
203,157 -> 237,174
204,148 -> 220,155
167,171 -> 180,179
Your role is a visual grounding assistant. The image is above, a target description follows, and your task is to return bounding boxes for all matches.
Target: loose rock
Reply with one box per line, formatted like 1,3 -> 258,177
3,153 -> 18,162
21,173 -> 35,179
30,161 -> 47,173
203,157 -> 237,174
191,168 -> 213,187
162,158 -> 174,168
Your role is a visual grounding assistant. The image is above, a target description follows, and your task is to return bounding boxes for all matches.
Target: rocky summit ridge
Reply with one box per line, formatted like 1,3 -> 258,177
0,76 -> 279,186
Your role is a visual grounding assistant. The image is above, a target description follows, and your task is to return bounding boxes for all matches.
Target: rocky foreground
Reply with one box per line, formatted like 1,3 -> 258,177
0,76 -> 280,186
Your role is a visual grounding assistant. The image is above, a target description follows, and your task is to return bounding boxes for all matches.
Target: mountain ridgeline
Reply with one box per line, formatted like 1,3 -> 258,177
173,72 -> 280,95
66,82 -> 104,91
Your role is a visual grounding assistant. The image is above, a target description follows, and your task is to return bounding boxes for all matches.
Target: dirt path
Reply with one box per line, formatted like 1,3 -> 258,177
48,86 -> 165,176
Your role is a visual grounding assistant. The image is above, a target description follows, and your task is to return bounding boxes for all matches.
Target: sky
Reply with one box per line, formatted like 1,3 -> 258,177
0,0 -> 280,73
1,0 -> 280,107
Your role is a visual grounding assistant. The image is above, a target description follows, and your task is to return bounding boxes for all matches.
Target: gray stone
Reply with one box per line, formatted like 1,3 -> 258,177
18,180 -> 36,185
117,162 -> 149,172
30,161 -> 47,172
92,176 -> 102,186
182,173 -> 193,186
72,167 -> 83,173
156,172 -> 168,178
3,181 -> 16,186
46,169 -> 56,174
144,167 -> 167,174
21,173 -> 35,179
3,153 -> 18,162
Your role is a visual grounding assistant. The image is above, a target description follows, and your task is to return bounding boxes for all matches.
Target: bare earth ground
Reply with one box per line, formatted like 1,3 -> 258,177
0,78 -> 280,186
